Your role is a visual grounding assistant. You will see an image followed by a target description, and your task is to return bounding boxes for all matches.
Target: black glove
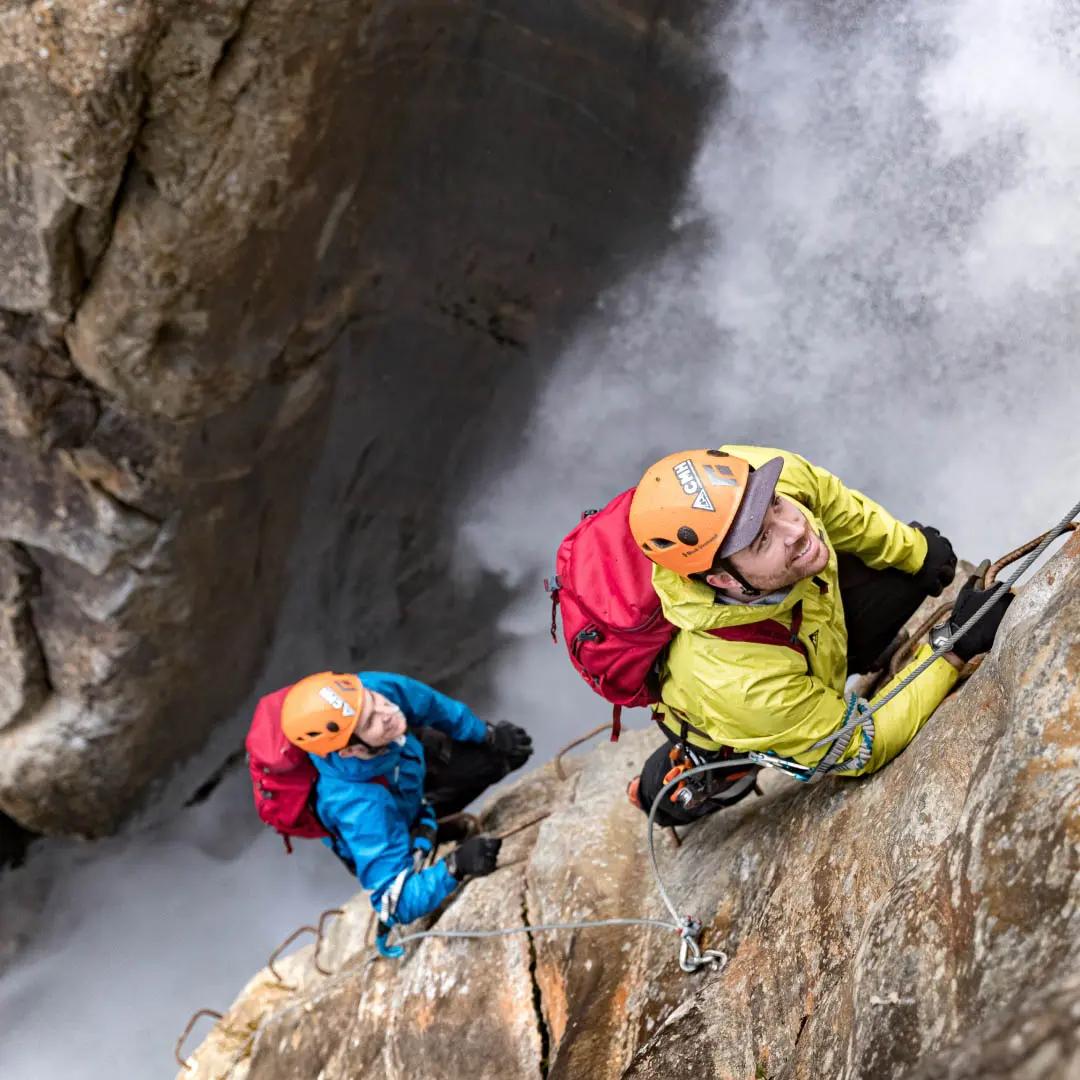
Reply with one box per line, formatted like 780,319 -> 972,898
486,722 -> 533,770
446,835 -> 502,880
911,523 -> 957,597
936,575 -> 1015,662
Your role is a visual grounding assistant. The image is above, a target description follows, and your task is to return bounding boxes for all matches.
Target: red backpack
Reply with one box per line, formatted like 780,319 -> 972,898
246,685 -> 330,851
247,685 -> 393,853
546,487 -> 807,741
546,489 -> 676,740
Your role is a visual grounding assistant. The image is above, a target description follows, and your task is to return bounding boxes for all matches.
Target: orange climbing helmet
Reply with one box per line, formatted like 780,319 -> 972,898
280,672 -> 366,756
628,450 -> 784,575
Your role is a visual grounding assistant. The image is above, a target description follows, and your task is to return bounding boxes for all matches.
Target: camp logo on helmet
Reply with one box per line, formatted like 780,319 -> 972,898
318,685 -> 357,718
672,459 -> 715,512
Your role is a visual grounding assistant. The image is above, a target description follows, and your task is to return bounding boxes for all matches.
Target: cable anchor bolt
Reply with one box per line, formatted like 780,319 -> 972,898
677,916 -> 728,974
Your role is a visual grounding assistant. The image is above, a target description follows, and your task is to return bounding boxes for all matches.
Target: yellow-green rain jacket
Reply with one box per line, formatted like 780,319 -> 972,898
653,445 -> 959,774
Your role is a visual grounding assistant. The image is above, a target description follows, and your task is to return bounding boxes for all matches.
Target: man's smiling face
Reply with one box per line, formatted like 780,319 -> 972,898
707,494 -> 829,594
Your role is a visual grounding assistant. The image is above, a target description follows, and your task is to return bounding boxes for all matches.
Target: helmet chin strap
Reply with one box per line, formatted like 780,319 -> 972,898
347,732 -> 383,756
348,730 -> 407,757
717,558 -> 762,598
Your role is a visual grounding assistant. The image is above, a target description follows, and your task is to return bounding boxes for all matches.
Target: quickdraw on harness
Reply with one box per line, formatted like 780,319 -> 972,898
748,693 -> 876,782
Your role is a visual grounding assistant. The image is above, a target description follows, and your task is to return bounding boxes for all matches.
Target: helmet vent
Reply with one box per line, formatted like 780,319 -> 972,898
305,731 -> 320,738
706,449 -> 729,457
648,537 -> 676,550
326,721 -> 340,733
676,526 -> 699,545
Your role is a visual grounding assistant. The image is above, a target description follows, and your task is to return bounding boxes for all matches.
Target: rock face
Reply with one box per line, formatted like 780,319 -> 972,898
0,0 -> 716,836
180,531 -> 1080,1079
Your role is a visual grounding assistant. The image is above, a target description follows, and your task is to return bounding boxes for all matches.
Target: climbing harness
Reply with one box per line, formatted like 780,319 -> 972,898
175,499 -> 1080,1068
660,743 -> 760,811
661,745 -> 699,806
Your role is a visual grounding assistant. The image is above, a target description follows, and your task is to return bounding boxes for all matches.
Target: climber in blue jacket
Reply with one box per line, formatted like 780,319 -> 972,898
280,670 -> 533,930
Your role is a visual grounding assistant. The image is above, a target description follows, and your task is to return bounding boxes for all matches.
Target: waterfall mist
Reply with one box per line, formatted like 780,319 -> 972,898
459,0 -> 1080,762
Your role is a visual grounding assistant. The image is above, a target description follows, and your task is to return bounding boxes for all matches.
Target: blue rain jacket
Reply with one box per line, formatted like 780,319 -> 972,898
310,671 -> 487,925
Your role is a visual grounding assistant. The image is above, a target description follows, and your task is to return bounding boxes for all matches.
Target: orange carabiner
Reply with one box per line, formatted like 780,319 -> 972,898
663,748 -> 693,804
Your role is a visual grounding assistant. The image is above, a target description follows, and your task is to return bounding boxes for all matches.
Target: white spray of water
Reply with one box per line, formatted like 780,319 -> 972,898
460,0 -> 1080,763
0,754 -> 355,1078
3,3 -> 1080,1076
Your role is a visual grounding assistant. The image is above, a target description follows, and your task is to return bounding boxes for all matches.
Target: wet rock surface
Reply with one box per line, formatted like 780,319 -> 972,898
0,0 -> 716,835
180,532 -> 1080,1079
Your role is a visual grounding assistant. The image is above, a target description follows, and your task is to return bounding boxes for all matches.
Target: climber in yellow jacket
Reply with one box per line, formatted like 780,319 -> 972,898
627,445 -> 1013,826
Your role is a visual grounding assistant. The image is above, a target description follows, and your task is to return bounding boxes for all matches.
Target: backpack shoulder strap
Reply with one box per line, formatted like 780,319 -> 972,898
707,600 -> 808,660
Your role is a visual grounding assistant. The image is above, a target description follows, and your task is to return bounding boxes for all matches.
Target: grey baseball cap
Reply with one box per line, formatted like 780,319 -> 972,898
717,456 -> 785,557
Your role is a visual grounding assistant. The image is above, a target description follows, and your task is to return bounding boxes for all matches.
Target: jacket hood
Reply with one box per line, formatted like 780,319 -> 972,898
652,494 -> 831,631
652,565 -> 814,631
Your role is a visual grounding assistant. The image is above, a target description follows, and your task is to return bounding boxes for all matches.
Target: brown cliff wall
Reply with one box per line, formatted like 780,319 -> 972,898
0,0 -> 717,837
